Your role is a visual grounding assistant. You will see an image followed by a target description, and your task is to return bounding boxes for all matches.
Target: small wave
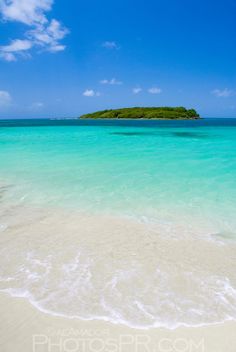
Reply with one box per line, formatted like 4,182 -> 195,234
2,277 -> 236,330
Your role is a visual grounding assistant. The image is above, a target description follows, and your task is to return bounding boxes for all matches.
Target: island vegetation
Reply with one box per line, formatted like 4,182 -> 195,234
80,107 -> 200,120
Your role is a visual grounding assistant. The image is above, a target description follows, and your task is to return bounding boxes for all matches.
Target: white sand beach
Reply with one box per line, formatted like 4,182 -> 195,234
0,205 -> 236,351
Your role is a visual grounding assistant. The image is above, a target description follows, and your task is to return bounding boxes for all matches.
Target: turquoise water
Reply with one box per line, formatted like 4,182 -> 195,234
1,118 -> 236,328
1,118 -> 236,236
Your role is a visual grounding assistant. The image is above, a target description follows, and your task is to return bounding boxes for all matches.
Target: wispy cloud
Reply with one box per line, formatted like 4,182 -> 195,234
102,41 -> 119,49
30,101 -> 44,109
0,90 -> 12,107
0,39 -> 32,61
100,78 -> 123,85
211,88 -> 235,98
132,87 -> 142,94
83,89 -> 101,97
0,0 -> 69,61
148,87 -> 162,94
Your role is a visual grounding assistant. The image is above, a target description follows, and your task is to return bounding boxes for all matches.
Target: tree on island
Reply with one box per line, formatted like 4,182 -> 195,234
80,107 -> 200,119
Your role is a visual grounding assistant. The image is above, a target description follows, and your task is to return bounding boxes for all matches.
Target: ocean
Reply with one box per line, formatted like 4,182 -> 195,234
0,118 -> 236,328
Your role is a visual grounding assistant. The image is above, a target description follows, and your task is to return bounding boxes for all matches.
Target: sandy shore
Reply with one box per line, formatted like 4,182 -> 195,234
1,292 -> 236,352
1,206 -> 236,351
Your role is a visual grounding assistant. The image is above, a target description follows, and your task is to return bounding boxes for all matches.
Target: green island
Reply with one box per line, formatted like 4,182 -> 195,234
80,107 -> 200,120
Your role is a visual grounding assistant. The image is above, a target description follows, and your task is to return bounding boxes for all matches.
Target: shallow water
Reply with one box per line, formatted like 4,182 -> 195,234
0,118 -> 236,328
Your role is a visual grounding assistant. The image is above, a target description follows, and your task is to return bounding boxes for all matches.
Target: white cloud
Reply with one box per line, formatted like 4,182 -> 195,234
148,87 -> 162,94
132,87 -> 142,94
211,88 -> 234,98
0,39 -> 32,60
100,78 -> 123,85
47,44 -> 65,52
1,39 -> 32,52
0,90 -> 12,107
83,89 -> 100,97
0,0 -> 68,61
0,0 -> 52,25
0,52 -> 17,61
28,18 -> 68,52
102,41 -> 119,49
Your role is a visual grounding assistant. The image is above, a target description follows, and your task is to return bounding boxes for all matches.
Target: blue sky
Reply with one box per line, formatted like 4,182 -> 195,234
0,0 -> 236,118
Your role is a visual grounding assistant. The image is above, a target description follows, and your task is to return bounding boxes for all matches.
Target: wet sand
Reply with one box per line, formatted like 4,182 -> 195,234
1,292 -> 236,352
